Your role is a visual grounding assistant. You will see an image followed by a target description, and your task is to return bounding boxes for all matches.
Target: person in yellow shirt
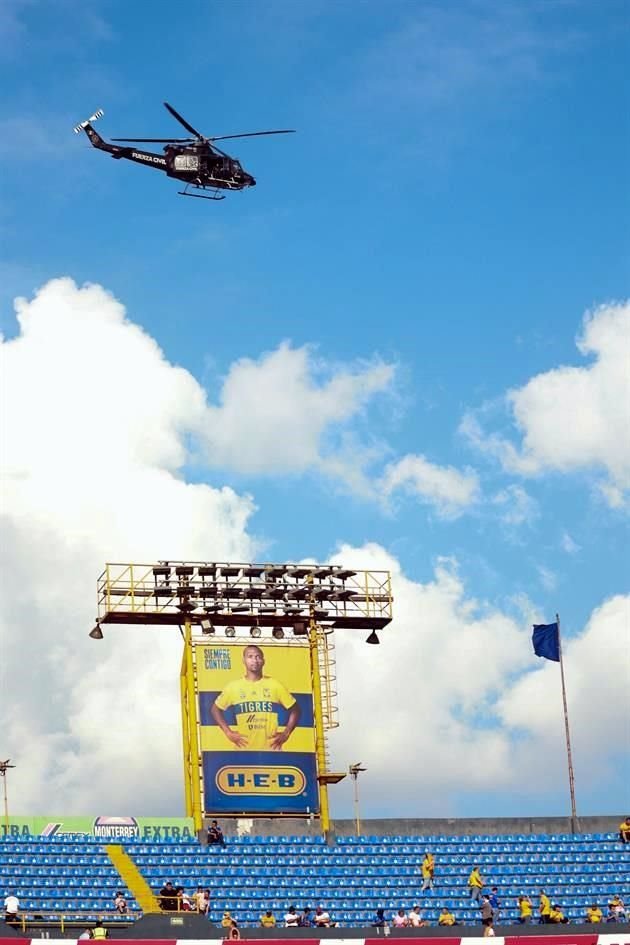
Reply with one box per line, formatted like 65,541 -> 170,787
619,817 -> 630,844
221,911 -> 236,929
260,910 -> 276,928
210,645 -> 301,750
549,904 -> 568,924
539,890 -> 552,923
516,895 -> 533,924
586,904 -> 603,923
438,908 -> 458,926
468,866 -> 484,903
421,851 -> 435,891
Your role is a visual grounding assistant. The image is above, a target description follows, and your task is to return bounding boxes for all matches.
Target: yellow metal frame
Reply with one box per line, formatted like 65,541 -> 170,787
180,621 -> 203,833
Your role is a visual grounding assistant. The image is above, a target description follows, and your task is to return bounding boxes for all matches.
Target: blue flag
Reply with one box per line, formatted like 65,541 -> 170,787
532,622 -> 560,662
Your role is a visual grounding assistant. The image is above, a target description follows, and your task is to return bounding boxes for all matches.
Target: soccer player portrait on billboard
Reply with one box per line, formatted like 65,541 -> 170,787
210,644 -> 301,751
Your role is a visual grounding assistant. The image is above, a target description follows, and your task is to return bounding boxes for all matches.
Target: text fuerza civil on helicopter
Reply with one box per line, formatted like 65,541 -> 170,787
74,102 -> 295,201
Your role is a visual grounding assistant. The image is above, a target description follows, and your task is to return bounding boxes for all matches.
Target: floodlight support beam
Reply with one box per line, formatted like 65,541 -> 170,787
180,621 -> 203,833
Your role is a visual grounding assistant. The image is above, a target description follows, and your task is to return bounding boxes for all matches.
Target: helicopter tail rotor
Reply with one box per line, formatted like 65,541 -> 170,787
73,109 -> 104,134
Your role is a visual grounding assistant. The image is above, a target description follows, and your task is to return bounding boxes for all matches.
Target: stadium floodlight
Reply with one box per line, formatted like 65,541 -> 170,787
365,630 -> 380,645
225,626 -> 236,638
200,619 -> 214,635
272,627 -> 285,639
250,625 -> 262,638
89,622 -> 103,640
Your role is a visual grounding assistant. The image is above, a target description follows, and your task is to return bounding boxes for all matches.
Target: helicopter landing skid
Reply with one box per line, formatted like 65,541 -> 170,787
177,183 -> 225,201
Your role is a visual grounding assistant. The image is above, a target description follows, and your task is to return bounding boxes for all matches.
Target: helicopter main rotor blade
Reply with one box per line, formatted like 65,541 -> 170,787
211,129 -> 296,142
163,102 -> 204,139
111,137 -> 194,143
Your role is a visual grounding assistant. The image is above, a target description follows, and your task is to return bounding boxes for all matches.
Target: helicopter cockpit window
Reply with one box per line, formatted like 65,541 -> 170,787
173,154 -> 199,171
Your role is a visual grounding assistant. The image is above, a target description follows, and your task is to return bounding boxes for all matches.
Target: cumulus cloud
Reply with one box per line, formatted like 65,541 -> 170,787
0,278 -> 256,811
328,545 -> 630,815
381,453 -> 480,518
461,301 -> 630,506
2,278 -> 627,816
201,342 -> 395,475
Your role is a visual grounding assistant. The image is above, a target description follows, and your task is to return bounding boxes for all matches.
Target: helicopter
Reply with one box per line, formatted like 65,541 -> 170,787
74,102 -> 295,200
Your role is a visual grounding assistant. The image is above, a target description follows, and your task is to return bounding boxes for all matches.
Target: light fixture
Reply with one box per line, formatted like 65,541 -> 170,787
225,626 -> 236,638
365,630 -> 380,645
200,619 -> 214,635
89,622 -> 103,640
272,627 -> 285,639
250,625 -> 261,638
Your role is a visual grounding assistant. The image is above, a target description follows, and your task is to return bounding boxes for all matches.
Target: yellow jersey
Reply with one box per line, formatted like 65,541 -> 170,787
469,870 -> 483,888
540,894 -> 551,916
422,856 -> 434,878
214,675 -> 296,750
260,915 -> 276,928
439,913 -> 456,926
549,909 -> 564,923
586,908 -> 603,923
519,899 -> 533,917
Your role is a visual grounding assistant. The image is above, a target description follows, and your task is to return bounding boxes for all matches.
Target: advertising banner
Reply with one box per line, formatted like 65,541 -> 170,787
1,816 -> 195,840
196,641 -> 319,815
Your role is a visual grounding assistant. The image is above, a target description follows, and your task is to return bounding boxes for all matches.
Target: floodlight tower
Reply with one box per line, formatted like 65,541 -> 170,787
0,759 -> 15,836
349,761 -> 367,836
91,561 -> 393,836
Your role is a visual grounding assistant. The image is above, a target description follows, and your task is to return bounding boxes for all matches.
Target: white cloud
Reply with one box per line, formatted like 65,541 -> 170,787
381,453 -> 480,518
201,342 -> 395,475
461,301 -> 630,506
536,564 -> 557,592
491,483 -> 538,527
561,531 -> 580,555
328,545 -> 630,814
0,277 -> 256,811
2,277 -> 627,816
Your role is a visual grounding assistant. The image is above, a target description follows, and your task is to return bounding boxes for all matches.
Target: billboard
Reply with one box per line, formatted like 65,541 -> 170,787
1,816 -> 194,840
196,641 -> 319,815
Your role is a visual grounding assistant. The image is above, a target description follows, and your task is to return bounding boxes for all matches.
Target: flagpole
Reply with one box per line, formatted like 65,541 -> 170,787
556,613 -> 578,832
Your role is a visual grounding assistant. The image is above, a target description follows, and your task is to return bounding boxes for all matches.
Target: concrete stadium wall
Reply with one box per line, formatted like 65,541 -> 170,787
205,815 -> 623,839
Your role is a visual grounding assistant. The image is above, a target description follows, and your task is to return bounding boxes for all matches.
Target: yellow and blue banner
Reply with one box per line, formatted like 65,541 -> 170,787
196,642 -> 319,814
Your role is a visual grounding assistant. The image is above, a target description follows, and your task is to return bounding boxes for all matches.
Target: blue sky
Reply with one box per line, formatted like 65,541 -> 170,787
0,0 -> 628,818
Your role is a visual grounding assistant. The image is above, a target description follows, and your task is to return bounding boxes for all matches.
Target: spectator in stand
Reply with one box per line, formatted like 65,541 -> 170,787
113,891 -> 127,914
392,908 -> 409,928
480,896 -> 494,928
608,895 -> 626,921
91,921 -> 109,940
468,866 -> 484,903
177,888 -> 192,912
159,881 -> 177,912
299,908 -> 312,927
539,890 -> 552,923
193,887 -> 208,915
314,906 -> 331,928
488,887 -> 501,923
618,817 -> 630,844
207,820 -> 226,847
260,910 -> 276,928
3,892 -> 19,925
221,911 -> 236,929
284,905 -> 299,928
516,896 -> 533,924
408,905 -> 426,927
439,908 -> 458,926
421,851 -> 435,892
371,908 -> 388,928
549,904 -> 568,924
586,904 -> 603,923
